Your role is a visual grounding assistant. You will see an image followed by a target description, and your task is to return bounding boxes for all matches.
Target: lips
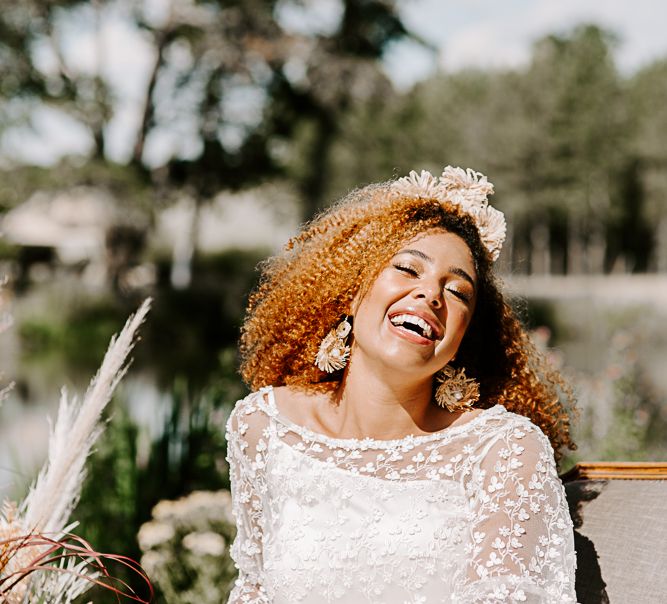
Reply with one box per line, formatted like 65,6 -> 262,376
387,308 -> 443,344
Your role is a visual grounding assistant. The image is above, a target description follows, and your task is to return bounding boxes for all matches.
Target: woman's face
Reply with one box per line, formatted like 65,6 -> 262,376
350,230 -> 477,379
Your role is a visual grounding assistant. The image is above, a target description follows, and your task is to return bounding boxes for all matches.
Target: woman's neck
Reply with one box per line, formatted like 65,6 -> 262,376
325,355 -> 448,441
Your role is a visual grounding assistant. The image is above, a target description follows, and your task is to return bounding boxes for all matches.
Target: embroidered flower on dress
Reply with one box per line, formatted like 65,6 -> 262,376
225,390 -> 577,604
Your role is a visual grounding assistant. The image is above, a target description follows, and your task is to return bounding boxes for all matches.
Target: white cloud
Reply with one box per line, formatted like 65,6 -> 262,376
428,0 -> 667,73
442,20 -> 529,71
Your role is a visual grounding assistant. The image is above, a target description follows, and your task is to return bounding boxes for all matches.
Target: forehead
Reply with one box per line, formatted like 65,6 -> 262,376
394,230 -> 476,274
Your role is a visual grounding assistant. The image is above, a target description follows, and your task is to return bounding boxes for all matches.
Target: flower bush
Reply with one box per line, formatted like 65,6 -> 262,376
138,490 -> 237,603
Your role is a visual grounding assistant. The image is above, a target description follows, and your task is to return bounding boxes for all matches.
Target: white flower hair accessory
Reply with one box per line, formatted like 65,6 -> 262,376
390,166 -> 506,261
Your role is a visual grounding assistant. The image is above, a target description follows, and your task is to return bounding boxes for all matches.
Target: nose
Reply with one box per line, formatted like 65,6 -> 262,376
414,284 -> 442,309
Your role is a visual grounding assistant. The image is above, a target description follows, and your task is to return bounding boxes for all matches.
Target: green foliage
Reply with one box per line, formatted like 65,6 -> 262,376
145,248 -> 266,389
19,297 -> 127,372
73,371 -> 243,604
509,297 -> 566,345
3,7 -> 667,599
0,239 -> 19,258
327,24 -> 667,273
73,406 -> 142,603
0,159 -> 154,213
138,377 -> 237,501
16,247 -> 266,386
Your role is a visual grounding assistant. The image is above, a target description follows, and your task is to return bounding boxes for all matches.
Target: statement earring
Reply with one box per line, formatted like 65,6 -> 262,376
434,365 -> 480,412
315,316 -> 352,373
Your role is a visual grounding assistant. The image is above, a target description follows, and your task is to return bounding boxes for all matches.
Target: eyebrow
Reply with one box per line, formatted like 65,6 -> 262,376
449,266 -> 476,288
396,248 -> 433,263
394,248 -> 476,288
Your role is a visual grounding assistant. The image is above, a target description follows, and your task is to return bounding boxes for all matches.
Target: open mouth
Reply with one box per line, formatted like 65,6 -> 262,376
388,313 -> 436,341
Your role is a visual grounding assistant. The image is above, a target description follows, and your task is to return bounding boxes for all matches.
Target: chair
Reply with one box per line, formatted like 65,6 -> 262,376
561,462 -> 667,604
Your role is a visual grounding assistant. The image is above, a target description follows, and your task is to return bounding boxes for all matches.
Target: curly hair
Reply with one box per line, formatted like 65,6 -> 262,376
240,183 -> 576,459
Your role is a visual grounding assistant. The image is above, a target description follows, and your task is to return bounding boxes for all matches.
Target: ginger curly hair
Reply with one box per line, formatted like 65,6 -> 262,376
240,183 -> 576,459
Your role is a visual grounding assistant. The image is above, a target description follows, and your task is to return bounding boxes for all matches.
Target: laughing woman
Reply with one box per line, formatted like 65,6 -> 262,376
226,167 -> 578,604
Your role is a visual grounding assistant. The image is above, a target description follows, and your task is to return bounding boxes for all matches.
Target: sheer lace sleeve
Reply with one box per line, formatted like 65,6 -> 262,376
226,393 -> 271,604
454,418 -> 577,603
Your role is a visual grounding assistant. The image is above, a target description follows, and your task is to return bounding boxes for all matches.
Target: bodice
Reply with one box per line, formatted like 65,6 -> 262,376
225,387 -> 577,603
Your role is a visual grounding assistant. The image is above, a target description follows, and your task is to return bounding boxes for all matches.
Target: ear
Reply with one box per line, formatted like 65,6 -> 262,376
349,289 -> 363,316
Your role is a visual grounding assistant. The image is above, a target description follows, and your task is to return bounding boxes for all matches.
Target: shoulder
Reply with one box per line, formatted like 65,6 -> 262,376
226,388 -> 275,443
474,406 -> 557,470
464,408 -> 566,508
481,406 -> 553,445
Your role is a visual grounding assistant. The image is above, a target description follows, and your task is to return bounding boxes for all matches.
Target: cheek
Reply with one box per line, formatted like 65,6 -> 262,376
445,305 -> 473,339
352,277 -> 402,338
355,274 -> 400,313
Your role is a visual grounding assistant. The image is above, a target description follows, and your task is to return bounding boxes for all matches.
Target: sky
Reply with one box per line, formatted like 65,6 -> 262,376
386,0 -> 667,88
4,0 -> 667,165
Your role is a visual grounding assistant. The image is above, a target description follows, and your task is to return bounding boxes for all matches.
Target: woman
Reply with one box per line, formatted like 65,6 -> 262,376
226,167 -> 578,603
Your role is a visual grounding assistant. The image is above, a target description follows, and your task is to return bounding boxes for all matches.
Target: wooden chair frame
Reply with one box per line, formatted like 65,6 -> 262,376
561,461 -> 667,481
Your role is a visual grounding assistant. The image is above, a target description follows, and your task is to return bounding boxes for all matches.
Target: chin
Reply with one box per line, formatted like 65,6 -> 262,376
372,350 -> 437,378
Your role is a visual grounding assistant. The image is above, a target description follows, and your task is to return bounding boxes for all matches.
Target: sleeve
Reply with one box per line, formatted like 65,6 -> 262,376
226,396 -> 271,604
454,420 -> 577,603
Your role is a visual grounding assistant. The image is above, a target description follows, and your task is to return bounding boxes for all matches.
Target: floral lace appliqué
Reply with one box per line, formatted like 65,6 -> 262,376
225,387 -> 577,604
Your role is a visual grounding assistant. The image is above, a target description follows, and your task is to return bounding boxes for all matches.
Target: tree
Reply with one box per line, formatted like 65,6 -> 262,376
627,59 -> 667,271
518,25 -> 628,274
327,25 -> 646,274
0,0 -> 420,291
0,0 -> 415,207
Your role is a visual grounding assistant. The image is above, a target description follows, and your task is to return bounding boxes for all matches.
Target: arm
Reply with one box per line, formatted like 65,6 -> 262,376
226,397 -> 271,604
454,420 -> 577,603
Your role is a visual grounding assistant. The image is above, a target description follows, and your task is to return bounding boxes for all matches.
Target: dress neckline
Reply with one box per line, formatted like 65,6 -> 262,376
259,385 -> 506,450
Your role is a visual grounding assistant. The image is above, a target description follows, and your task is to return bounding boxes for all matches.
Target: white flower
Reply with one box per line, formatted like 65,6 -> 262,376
182,531 -> 226,557
389,165 -> 506,261
140,549 -> 165,576
467,204 -> 507,261
393,170 -> 441,199
491,537 -> 506,550
509,457 -> 523,470
439,166 -> 494,199
137,520 -> 176,550
315,328 -> 350,372
486,552 -> 503,567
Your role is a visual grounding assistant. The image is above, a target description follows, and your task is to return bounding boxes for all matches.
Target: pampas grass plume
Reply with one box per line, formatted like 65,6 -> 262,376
21,298 -> 152,536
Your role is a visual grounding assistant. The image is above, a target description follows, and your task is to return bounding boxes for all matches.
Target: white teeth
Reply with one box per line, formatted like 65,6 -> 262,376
389,314 -> 434,339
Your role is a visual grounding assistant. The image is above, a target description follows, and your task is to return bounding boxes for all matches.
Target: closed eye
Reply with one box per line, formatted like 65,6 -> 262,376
446,286 -> 472,303
393,263 -> 419,276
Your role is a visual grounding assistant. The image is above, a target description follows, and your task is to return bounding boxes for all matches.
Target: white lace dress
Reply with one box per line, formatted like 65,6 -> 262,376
226,387 -> 577,604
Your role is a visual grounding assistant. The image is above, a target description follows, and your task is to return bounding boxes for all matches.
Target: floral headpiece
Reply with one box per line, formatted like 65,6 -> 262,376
390,166 -> 506,261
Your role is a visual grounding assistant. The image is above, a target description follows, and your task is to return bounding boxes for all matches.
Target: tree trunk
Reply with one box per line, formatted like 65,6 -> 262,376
587,228 -> 606,274
656,215 -> 667,272
568,219 -> 584,274
171,196 -> 199,289
530,222 -> 550,275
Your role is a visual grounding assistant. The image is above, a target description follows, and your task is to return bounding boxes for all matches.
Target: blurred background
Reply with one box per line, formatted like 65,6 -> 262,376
0,0 -> 666,601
